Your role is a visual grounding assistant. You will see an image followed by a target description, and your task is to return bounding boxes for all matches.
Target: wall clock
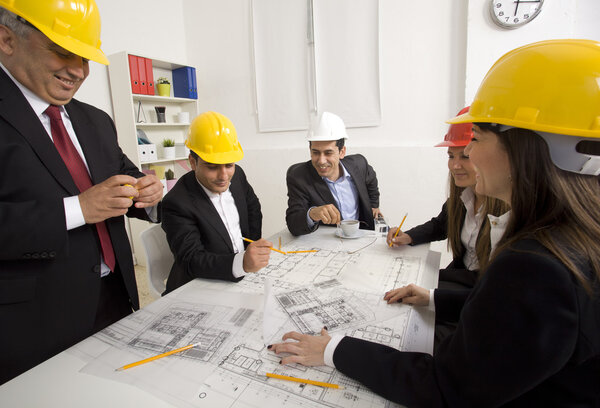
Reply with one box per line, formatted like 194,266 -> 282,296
490,0 -> 544,29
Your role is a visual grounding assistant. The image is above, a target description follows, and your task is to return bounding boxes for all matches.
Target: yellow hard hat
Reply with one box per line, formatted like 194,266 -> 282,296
448,39 -> 600,139
0,0 -> 108,65
186,112 -> 244,164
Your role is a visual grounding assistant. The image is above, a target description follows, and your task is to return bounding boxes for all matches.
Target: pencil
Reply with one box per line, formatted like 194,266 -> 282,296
286,250 -> 319,254
116,342 -> 200,371
389,212 -> 408,247
265,372 -> 344,389
242,237 -> 287,255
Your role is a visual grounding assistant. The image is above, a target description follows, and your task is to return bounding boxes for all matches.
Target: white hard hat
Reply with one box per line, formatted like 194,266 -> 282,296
307,112 -> 348,141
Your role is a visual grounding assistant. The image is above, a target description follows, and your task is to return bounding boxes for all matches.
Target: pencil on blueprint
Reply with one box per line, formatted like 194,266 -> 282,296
286,250 -> 319,254
265,372 -> 344,389
115,342 -> 200,371
242,237 -> 287,255
389,213 -> 408,247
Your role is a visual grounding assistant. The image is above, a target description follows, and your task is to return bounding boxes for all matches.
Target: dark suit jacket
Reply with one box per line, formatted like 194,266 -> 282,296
161,167 -> 262,293
333,239 -> 600,407
0,68 -> 151,384
285,154 -> 379,236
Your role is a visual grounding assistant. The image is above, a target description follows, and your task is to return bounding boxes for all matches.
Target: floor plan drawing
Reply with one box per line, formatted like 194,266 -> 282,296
70,229 -> 437,408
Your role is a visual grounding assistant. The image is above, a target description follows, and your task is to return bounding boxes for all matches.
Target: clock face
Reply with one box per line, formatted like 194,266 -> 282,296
490,0 -> 544,29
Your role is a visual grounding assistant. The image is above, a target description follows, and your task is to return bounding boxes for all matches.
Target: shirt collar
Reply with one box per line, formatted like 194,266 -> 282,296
322,160 -> 352,184
196,176 -> 230,198
0,61 -> 66,119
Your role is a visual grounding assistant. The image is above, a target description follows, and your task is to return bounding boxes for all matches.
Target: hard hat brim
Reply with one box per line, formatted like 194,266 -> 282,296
434,140 -> 470,147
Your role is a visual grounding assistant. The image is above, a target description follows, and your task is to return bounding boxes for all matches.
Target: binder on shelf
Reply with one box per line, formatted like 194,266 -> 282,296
172,66 -> 197,99
144,58 -> 155,96
128,54 -> 141,94
137,56 -> 148,95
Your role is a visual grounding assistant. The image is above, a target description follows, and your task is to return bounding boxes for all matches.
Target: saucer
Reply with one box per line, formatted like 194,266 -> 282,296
335,229 -> 365,239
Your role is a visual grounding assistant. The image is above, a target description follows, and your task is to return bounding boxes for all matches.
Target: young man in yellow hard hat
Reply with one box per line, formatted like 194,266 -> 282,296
286,111 -> 382,236
0,0 -> 163,384
161,111 -> 271,292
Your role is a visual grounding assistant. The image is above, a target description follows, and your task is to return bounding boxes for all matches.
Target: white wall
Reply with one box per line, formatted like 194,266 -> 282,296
74,0 -> 600,266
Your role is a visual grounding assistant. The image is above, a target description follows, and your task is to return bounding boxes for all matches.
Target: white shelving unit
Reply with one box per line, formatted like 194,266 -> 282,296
108,51 -> 199,266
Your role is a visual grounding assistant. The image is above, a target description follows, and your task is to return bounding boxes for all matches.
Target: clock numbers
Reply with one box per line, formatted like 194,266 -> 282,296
490,0 -> 544,28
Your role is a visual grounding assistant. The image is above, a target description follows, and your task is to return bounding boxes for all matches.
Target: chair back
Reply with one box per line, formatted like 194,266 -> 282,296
140,224 -> 173,298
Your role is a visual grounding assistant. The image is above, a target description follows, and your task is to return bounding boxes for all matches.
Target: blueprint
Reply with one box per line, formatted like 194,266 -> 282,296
71,228 -> 439,408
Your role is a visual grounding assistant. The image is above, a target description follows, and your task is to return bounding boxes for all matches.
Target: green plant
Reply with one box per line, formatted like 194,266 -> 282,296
165,169 -> 175,180
162,138 -> 175,147
156,77 -> 170,85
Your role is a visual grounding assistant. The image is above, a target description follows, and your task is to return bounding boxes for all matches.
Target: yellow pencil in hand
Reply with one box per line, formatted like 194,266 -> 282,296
389,213 -> 408,247
242,237 -> 287,255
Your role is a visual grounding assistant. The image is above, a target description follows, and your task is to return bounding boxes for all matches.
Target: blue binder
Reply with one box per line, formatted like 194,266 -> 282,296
172,66 -> 197,99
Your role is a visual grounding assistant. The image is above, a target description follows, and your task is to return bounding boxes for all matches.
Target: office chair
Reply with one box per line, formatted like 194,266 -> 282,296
140,224 -> 173,298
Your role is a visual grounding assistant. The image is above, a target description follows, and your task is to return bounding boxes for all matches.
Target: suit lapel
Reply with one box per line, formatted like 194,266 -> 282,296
0,70 -> 79,195
229,169 -> 249,236
185,173 -> 234,251
64,101 -> 105,184
341,157 -> 369,207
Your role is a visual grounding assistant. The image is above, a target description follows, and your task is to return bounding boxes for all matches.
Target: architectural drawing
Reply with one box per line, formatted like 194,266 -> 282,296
72,229 -> 437,408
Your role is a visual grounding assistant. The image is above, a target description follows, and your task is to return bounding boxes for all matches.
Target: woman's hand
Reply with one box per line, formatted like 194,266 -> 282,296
386,227 -> 412,247
384,283 -> 430,306
269,327 -> 331,366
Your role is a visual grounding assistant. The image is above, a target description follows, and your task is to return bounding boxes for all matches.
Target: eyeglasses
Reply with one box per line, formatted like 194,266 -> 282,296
15,15 -> 41,32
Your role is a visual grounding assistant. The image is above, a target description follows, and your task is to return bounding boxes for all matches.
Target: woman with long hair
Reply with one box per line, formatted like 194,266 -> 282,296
269,40 -> 600,407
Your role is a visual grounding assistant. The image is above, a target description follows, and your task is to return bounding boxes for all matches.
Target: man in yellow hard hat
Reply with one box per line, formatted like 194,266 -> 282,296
286,111 -> 382,236
161,111 -> 271,292
0,0 -> 162,383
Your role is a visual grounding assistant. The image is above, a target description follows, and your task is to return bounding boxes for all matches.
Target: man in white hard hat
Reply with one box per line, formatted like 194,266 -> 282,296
286,112 -> 382,236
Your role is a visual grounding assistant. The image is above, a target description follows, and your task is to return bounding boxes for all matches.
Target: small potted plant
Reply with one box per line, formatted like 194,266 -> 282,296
156,77 -> 170,97
165,168 -> 177,191
162,138 -> 176,159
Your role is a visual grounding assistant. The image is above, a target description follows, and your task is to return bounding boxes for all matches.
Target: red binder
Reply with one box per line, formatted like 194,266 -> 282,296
144,58 -> 155,95
137,56 -> 147,95
128,54 -> 140,94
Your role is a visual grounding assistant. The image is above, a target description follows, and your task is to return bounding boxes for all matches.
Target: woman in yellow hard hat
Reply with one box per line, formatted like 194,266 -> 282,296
268,40 -> 600,407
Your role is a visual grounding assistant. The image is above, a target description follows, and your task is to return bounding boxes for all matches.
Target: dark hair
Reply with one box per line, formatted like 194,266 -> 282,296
189,150 -> 199,161
446,173 -> 509,270
490,127 -> 600,292
309,138 -> 345,151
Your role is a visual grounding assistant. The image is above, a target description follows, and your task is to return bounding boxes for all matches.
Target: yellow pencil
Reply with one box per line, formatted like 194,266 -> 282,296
242,237 -> 287,255
389,212 -> 408,247
286,250 -> 319,254
116,342 -> 200,371
265,372 -> 344,389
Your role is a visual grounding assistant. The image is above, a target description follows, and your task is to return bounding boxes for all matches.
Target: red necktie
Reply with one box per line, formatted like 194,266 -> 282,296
45,105 -> 116,271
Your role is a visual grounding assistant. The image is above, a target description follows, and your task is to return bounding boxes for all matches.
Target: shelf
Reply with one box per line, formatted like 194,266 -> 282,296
136,123 -> 190,128
132,94 -> 196,103
140,156 -> 189,165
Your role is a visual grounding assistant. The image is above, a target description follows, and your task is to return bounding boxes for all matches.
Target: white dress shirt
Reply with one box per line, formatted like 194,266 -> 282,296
197,180 -> 248,278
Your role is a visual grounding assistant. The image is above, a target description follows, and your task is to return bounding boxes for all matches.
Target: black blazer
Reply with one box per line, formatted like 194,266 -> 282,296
0,68 -> 150,384
285,154 -> 380,236
161,167 -> 262,293
333,239 -> 600,407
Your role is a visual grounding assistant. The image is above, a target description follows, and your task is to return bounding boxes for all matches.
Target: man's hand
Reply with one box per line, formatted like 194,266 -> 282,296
133,174 -> 163,208
243,239 -> 272,272
372,208 -> 383,218
79,175 -> 139,224
309,204 -> 341,225
383,283 -> 429,306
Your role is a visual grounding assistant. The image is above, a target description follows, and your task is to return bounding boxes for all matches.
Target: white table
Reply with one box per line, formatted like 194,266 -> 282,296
0,227 -> 439,408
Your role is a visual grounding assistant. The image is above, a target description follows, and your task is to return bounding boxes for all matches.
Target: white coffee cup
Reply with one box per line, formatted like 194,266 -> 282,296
340,219 -> 360,237
177,111 -> 190,124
